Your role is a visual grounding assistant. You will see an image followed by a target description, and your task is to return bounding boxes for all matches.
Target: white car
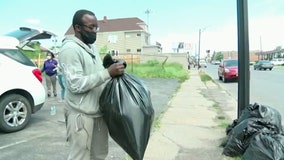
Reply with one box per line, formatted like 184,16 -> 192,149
199,59 -> 207,68
0,27 -> 56,132
270,58 -> 284,66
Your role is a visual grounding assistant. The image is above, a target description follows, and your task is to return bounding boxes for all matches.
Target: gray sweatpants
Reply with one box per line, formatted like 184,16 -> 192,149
65,109 -> 109,160
45,74 -> 57,96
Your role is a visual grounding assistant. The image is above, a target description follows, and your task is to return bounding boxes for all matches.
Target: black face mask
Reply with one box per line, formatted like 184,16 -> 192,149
80,29 -> 97,44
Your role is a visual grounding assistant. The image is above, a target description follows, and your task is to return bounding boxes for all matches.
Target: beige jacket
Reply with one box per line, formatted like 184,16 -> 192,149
59,35 -> 111,117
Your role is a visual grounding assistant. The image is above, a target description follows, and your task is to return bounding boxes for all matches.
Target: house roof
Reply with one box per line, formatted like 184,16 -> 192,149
65,17 -> 146,35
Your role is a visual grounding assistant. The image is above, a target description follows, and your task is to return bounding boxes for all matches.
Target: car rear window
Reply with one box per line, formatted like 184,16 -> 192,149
224,60 -> 238,67
261,60 -> 270,63
0,49 -> 36,67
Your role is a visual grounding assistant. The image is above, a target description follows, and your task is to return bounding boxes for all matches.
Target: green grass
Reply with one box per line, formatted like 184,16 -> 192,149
274,65 -> 284,69
126,60 -> 189,82
218,122 -> 230,128
199,70 -> 212,82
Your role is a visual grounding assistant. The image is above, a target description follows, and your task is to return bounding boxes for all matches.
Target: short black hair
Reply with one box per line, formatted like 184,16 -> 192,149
72,9 -> 95,29
47,51 -> 55,58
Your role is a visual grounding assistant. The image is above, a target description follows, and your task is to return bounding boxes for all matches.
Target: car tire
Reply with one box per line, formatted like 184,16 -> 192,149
218,73 -> 222,80
0,94 -> 32,133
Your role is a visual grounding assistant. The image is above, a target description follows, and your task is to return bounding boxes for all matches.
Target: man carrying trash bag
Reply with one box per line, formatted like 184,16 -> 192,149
100,54 -> 155,160
59,10 -> 125,160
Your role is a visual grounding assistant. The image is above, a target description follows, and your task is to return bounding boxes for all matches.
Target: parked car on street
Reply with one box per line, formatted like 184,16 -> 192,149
218,59 -> 238,83
211,60 -> 220,65
198,59 -> 207,68
270,58 -> 284,66
254,60 -> 273,71
0,27 -> 56,132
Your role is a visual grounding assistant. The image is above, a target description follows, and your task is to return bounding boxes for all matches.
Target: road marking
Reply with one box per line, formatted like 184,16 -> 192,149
0,140 -> 28,150
0,133 -> 50,150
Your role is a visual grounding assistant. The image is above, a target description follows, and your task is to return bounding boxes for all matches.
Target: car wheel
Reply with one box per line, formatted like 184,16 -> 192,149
269,68 -> 272,71
0,94 -> 32,133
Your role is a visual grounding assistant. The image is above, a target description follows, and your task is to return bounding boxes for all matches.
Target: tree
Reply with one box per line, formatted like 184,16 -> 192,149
275,46 -> 282,58
99,45 -> 109,55
215,52 -> 223,61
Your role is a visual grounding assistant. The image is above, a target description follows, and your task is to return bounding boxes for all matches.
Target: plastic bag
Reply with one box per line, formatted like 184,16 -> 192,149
223,118 -> 269,157
99,72 -> 155,160
243,132 -> 284,160
238,103 -> 283,133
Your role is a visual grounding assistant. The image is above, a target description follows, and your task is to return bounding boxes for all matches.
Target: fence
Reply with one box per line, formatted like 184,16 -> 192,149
32,53 -> 188,69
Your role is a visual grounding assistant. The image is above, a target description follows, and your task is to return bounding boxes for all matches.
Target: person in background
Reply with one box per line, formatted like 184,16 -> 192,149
59,9 -> 125,160
41,51 -> 58,97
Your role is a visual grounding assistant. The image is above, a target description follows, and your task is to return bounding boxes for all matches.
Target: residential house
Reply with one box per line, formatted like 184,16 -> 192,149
65,16 -> 162,54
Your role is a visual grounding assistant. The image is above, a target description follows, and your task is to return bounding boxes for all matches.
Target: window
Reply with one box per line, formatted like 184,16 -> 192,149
127,49 -> 131,52
145,36 -> 149,45
137,49 -> 141,52
137,33 -> 141,37
0,49 -> 35,66
108,35 -> 117,43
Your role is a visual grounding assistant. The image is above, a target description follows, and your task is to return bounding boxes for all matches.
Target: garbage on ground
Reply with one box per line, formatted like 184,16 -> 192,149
50,105 -> 56,115
243,132 -> 284,160
100,54 -> 155,160
222,103 -> 284,160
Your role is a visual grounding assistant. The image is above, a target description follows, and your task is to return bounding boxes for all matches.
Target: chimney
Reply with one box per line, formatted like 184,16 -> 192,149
103,16 -> 107,23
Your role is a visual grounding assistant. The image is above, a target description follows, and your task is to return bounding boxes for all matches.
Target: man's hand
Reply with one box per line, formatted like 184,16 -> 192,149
107,62 -> 125,77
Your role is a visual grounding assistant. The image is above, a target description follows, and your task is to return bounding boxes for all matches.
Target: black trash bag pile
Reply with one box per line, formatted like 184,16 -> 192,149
243,132 -> 284,160
223,103 -> 284,159
100,54 -> 155,160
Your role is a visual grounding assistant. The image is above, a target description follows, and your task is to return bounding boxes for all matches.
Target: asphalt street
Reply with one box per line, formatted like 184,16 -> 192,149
0,76 -> 180,160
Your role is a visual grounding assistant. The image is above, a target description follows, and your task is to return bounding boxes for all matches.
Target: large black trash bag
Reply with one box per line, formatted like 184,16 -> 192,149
223,118 -> 271,157
243,132 -> 284,160
226,119 -> 238,135
99,72 -> 155,160
238,103 -> 283,133
226,103 -> 283,137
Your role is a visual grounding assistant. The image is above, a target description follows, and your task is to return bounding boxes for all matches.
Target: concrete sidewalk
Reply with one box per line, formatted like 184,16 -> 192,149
144,69 -> 238,160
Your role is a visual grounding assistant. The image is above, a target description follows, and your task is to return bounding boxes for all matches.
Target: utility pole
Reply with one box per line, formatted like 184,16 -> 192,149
259,35 -> 262,60
145,9 -> 151,31
237,0 -> 250,118
198,29 -> 201,69
197,28 -> 207,69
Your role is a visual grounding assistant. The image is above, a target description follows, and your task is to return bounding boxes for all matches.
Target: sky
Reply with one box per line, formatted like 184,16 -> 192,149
1,0 -> 284,56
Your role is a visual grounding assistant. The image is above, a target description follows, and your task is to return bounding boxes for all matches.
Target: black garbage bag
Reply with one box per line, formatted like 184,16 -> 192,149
243,132 -> 284,160
226,119 -> 238,135
223,118 -> 272,157
99,72 -> 155,160
238,103 -> 283,133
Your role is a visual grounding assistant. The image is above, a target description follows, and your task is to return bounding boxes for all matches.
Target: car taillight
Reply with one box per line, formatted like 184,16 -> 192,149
32,68 -> 43,83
